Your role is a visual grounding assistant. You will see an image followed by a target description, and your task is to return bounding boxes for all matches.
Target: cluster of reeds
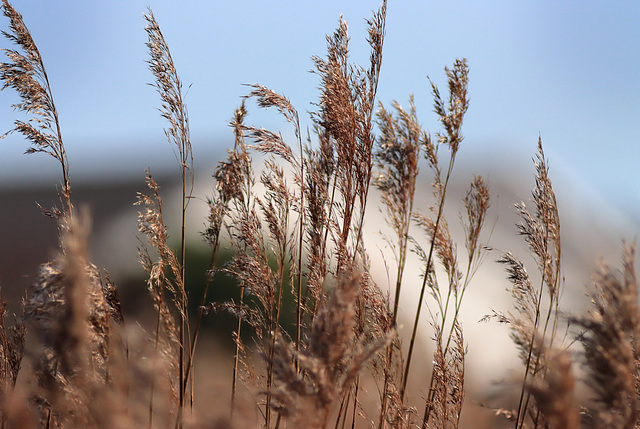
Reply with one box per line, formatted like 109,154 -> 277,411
484,140 -> 640,429
0,1 -> 639,428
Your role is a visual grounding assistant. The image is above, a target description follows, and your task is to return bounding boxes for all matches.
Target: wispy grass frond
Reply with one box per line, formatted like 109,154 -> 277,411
497,252 -> 538,333
136,173 -> 185,319
311,0 -> 386,270
245,84 -> 300,140
23,210 -> 126,428
269,271 -> 390,428
402,60 -> 470,403
526,350 -> 579,429
144,9 -> 192,176
425,322 -> 465,429
245,127 -> 296,166
144,10 -> 194,422
498,138 -> 564,429
572,244 -> 639,429
0,0 -> 71,213
462,176 -> 490,265
8,2 -> 639,429
135,171 -> 181,422
430,58 -> 469,154
374,96 -> 421,321
0,293 -> 24,411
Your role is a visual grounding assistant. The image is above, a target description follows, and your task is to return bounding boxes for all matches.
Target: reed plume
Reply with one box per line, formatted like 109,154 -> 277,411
0,291 -> 25,425
572,244 -> 640,429
22,210 -> 125,428
144,9 -> 194,423
0,0 -> 71,215
526,349 -> 579,429
3,2 -> 639,429
512,139 -> 563,429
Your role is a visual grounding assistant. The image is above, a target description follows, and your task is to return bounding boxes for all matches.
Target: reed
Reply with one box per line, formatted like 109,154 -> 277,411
0,1 -> 638,428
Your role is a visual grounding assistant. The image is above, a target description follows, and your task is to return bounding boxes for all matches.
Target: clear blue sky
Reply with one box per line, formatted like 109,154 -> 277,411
1,1 -> 639,218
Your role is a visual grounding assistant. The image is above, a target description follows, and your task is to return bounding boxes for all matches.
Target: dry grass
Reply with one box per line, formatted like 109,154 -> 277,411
0,1 -> 639,428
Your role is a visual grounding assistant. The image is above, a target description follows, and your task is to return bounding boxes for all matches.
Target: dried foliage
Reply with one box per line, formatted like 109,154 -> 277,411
144,9 -> 193,179
374,96 -> 421,321
427,323 -> 465,429
17,212 -> 130,428
491,140 -> 565,429
526,350 -> 579,429
0,0 -> 71,214
143,10 -> 195,422
268,272 -> 389,428
572,245 -> 640,429
0,291 -> 25,413
1,1 -> 640,429
136,172 -> 182,350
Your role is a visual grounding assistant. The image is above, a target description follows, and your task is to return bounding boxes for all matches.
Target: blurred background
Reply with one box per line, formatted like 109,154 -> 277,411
1,1 -> 639,425
1,1 -> 638,200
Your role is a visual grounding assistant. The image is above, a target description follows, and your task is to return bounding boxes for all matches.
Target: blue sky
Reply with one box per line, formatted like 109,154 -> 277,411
1,1 -> 639,219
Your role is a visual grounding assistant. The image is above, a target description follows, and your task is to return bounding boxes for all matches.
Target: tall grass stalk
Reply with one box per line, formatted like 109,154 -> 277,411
3,1 -> 640,428
508,139 -> 562,429
401,58 -> 469,402
0,0 -> 72,216
373,97 -> 421,428
144,10 -> 194,426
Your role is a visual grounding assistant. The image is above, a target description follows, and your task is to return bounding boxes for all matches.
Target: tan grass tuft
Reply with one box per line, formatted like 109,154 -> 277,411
572,244 -> 639,429
22,210 -> 125,427
527,350 -> 579,429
